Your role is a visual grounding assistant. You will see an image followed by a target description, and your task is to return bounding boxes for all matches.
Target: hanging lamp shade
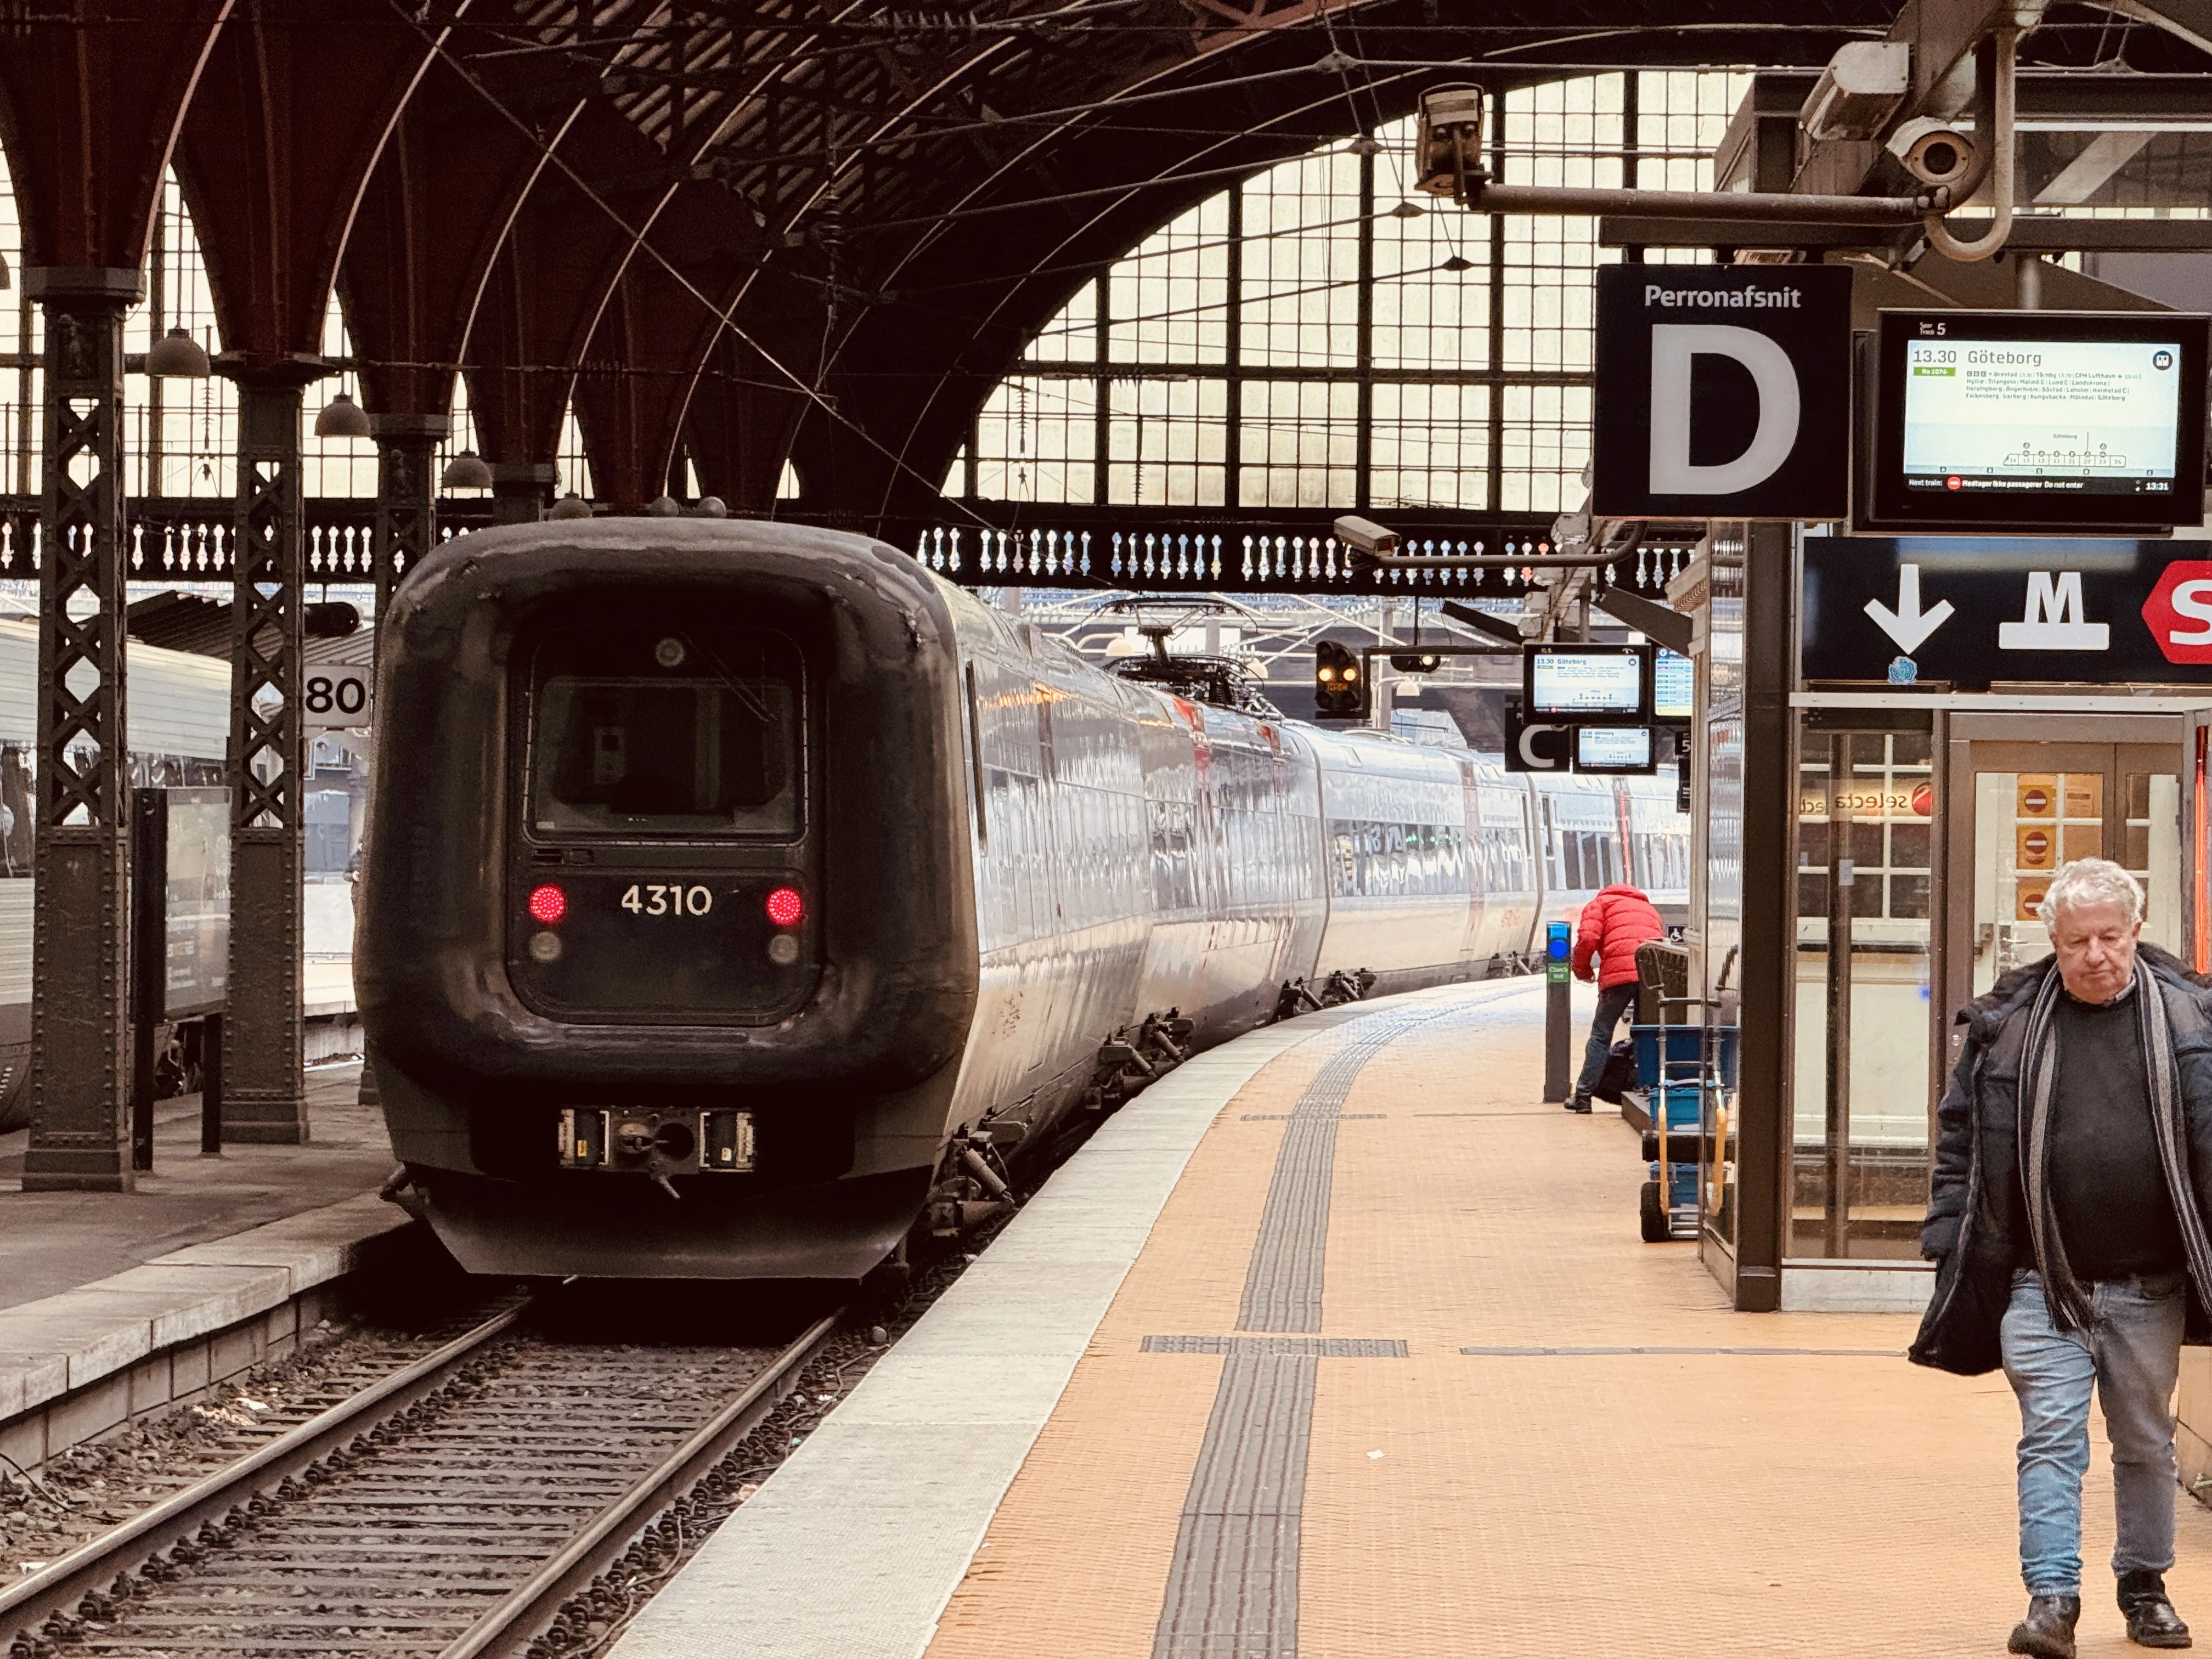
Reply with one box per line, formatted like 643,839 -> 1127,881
144,327 -> 211,378
313,392 -> 371,439
646,494 -> 681,517
440,449 -> 494,490
693,495 -> 728,518
547,494 -> 592,521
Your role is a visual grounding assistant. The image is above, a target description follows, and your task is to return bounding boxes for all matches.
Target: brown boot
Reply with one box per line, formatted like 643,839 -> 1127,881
2010,1595 -> 2080,1659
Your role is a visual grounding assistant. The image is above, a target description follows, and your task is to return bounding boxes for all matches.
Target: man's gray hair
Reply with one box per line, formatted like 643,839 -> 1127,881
2036,857 -> 2145,928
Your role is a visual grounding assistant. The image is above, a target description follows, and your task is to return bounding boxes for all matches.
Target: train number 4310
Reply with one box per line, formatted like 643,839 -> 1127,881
620,884 -> 714,917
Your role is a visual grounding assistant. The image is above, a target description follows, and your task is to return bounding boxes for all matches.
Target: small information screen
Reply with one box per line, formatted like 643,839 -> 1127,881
1653,649 -> 1693,721
1575,726 -> 1655,773
1525,644 -> 1650,719
1872,309 -> 2210,530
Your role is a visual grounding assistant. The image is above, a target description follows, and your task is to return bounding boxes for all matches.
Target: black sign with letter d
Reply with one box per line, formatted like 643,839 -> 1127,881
1593,264 -> 1852,520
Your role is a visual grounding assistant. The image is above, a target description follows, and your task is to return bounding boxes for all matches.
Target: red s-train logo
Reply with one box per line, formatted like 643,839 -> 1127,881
2141,561 -> 2212,664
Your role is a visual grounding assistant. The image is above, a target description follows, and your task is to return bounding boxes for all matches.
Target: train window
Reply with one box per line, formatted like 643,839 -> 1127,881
528,627 -> 801,839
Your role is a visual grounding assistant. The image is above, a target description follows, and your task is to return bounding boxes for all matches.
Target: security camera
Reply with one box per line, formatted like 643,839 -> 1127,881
1333,515 -> 1400,557
1414,86 -> 1486,198
1888,117 -> 1978,190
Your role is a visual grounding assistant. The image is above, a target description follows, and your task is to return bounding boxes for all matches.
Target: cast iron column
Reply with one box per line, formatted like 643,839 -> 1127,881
371,415 -> 445,617
218,356 -> 325,1144
21,268 -> 142,1192
492,460 -> 557,525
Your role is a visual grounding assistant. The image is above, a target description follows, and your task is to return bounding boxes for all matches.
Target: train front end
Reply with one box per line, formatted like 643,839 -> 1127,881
357,520 -> 979,1280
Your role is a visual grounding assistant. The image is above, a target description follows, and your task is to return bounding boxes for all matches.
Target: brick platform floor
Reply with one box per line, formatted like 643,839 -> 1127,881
923,982 -> 2212,1658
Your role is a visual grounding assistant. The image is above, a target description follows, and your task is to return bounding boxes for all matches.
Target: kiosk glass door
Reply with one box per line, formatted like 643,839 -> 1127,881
1942,724 -> 2186,1078
1792,713 -> 2187,1264
1791,718 -> 1936,1260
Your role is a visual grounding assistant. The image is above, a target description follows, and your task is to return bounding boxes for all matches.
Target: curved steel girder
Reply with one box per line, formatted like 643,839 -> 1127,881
780,1 -> 1886,522
430,0 -> 985,475
697,0 -> 1885,526
568,180 -> 764,504
340,46 -> 585,420
170,0 -> 452,360
0,0 -> 232,273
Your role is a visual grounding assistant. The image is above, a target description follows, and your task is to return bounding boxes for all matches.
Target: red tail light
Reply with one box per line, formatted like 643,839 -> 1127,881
528,883 -> 568,925
764,886 -> 804,928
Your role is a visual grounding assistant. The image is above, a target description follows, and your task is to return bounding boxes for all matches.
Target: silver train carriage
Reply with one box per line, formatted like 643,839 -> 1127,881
356,521 -> 1686,1280
0,619 -> 232,1132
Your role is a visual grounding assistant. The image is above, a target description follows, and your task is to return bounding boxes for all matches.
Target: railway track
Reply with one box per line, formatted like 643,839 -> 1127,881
0,1300 -> 841,1659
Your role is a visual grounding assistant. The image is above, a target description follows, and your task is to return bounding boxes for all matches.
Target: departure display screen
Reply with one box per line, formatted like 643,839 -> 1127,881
1872,309 -> 2210,531
1524,644 -> 1651,720
1575,726 -> 1655,774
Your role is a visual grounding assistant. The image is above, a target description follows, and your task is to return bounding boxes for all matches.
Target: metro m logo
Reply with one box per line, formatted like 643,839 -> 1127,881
1999,571 -> 2109,652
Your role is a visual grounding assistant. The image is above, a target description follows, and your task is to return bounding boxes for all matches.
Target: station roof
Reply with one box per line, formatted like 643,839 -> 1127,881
4,3 -> 2212,535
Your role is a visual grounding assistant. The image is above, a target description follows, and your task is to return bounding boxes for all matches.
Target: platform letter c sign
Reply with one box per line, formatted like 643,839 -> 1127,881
1647,325 -> 1801,496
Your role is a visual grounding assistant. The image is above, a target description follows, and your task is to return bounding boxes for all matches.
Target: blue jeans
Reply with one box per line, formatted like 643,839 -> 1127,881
2000,1268 -> 2187,1596
1572,981 -> 1638,1103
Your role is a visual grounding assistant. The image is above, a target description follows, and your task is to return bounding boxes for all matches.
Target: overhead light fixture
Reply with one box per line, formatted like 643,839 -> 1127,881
313,392 -> 371,439
1441,255 -> 1476,273
692,495 -> 728,518
144,327 -> 211,379
646,494 -> 681,517
439,449 -> 494,491
1388,201 -> 1424,220
1348,134 -> 1383,157
1801,40 -> 1911,144
547,494 -> 592,520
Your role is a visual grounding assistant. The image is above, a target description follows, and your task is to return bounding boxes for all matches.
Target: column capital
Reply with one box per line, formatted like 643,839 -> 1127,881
25,267 -> 144,305
212,352 -> 333,392
369,413 -> 451,443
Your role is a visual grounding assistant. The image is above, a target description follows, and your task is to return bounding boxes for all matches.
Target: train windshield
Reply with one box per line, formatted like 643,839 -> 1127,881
528,627 -> 802,838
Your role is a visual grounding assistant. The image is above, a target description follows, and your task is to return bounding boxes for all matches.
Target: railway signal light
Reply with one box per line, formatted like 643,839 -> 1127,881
1313,641 -> 1367,719
528,884 -> 567,925
765,886 -> 805,928
1389,652 -> 1442,673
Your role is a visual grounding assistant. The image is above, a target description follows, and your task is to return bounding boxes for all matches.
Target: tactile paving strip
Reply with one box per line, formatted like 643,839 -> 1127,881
1235,1014 -> 1431,1335
1153,1010 -> 1439,1659
1143,1336 -> 1408,1358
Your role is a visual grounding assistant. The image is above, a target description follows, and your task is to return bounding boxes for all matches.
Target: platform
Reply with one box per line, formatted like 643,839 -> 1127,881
0,1060 -> 416,1470
612,978 -> 2212,1659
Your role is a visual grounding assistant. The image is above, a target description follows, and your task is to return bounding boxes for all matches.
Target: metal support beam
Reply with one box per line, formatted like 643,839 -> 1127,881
1734,520 -> 1798,1312
219,356 -> 325,1146
21,267 -> 142,1192
492,461 -> 558,526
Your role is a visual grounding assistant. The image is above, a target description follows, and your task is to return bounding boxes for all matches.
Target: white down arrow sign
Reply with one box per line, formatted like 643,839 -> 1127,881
1864,563 -> 1956,653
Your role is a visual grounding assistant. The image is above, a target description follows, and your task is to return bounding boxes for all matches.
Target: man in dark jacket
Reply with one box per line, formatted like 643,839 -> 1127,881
1567,882 -> 1665,1114
1913,857 -> 2212,1657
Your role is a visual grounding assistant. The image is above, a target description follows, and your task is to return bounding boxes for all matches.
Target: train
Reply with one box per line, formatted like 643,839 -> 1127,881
0,618 -> 230,1132
356,520 -> 1688,1281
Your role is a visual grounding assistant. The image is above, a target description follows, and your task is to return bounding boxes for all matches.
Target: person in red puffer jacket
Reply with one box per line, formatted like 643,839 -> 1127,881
1566,883 -> 1666,1113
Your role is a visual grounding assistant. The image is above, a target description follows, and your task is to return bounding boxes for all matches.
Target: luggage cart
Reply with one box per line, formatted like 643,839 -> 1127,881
1629,943 -> 1737,1243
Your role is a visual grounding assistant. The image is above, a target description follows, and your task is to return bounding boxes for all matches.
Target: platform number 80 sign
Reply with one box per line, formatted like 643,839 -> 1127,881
302,668 -> 372,730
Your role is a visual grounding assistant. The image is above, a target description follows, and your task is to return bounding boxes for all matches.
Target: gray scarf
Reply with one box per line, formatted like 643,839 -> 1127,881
2017,955 -> 2212,1330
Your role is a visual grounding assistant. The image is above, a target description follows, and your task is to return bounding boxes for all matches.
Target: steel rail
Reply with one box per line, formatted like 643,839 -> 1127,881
0,1304 -> 527,1651
437,1307 -> 844,1659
